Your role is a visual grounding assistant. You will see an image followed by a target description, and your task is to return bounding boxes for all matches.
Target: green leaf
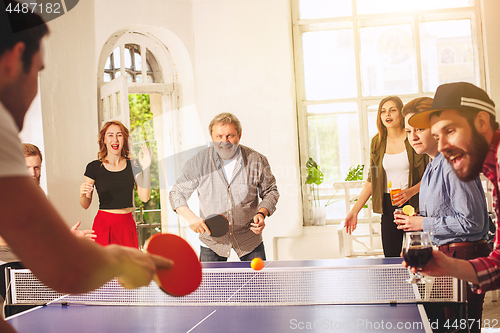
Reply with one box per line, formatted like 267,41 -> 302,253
306,167 -> 324,185
306,157 -> 318,169
345,164 -> 364,181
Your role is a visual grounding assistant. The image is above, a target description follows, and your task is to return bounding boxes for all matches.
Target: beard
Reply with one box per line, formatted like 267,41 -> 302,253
214,141 -> 239,160
442,127 -> 489,182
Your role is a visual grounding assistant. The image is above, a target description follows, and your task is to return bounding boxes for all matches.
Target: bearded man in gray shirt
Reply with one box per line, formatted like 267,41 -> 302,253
169,113 -> 279,262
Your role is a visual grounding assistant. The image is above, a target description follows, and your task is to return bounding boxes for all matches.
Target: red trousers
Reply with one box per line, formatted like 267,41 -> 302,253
92,211 -> 138,248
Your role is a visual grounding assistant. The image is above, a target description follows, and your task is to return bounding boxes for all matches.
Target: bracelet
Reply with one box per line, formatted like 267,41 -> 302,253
256,212 -> 266,219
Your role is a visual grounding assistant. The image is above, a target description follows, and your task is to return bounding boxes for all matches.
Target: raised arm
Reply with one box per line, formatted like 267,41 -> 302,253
135,146 -> 151,203
0,176 -> 172,294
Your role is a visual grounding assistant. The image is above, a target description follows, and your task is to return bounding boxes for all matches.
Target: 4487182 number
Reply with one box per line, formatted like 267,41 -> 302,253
5,2 -> 61,14
444,319 -> 498,330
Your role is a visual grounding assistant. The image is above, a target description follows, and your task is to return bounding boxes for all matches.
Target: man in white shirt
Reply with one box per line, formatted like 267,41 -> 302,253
0,2 -> 171,332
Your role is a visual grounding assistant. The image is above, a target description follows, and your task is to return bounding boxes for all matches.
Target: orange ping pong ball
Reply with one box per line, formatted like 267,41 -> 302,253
251,258 -> 264,271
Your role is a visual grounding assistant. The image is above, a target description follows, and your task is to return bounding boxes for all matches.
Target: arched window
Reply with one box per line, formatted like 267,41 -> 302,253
104,44 -> 161,84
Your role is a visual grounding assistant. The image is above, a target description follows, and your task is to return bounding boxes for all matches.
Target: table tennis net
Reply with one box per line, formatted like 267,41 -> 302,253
7,264 -> 460,306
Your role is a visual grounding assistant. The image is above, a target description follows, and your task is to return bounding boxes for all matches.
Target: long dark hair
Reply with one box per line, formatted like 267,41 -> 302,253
375,96 -> 404,150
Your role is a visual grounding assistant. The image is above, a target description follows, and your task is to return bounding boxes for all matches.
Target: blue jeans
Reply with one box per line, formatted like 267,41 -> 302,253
200,242 -> 266,262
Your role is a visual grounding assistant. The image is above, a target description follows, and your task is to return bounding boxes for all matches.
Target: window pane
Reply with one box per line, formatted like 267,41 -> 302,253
124,48 -> 132,70
302,29 -> 356,100
136,74 -> 143,83
420,19 -> 477,92
135,52 -> 142,71
299,0 -> 351,19
367,104 -> 379,141
415,0 -> 473,10
146,49 -> 160,83
360,24 -> 417,96
307,103 -> 360,184
112,47 -> 120,70
103,73 -> 111,83
357,0 -> 473,15
104,56 -> 111,70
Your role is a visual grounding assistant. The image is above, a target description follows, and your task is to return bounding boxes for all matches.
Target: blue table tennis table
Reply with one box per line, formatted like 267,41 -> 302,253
6,258 -> 461,333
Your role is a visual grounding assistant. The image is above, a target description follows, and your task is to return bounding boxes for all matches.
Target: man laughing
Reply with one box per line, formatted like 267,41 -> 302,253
407,82 -> 500,297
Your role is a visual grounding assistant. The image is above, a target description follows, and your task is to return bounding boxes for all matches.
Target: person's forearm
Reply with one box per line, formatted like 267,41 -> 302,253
409,181 -> 420,198
0,178 -> 127,293
349,181 -> 372,215
175,205 -> 200,224
447,258 -> 479,285
136,168 -> 151,202
258,207 -> 269,216
79,195 -> 91,209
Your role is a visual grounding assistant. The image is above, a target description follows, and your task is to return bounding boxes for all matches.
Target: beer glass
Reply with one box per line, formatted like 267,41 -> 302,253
402,232 -> 433,283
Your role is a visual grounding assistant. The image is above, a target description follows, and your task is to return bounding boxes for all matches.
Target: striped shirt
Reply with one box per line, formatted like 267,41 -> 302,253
469,129 -> 500,293
169,145 -> 279,257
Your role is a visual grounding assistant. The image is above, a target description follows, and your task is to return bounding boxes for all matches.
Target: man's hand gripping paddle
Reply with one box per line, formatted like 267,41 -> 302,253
144,233 -> 202,297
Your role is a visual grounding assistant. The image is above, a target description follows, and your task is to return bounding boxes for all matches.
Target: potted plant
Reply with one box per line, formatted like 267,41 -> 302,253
306,160 -> 365,225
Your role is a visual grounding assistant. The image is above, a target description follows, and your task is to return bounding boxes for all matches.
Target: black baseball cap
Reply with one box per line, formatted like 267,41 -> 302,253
408,82 -> 496,129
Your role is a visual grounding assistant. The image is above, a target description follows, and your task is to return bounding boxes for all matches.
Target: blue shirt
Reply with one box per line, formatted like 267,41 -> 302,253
420,152 -> 489,246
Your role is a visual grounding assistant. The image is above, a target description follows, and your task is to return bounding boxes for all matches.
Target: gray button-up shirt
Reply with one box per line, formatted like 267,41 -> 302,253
169,145 -> 279,257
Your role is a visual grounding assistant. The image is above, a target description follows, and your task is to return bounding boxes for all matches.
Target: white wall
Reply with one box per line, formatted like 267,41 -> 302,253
39,0 -> 98,227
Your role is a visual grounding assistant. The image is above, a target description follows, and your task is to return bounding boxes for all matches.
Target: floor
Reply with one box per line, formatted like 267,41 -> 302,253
482,290 -> 500,333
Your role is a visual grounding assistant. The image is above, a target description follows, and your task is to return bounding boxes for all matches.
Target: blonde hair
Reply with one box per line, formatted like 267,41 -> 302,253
209,113 -> 242,135
22,143 -> 42,162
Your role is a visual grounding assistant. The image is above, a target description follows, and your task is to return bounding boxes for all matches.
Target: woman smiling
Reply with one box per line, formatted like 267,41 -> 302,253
80,121 -> 151,248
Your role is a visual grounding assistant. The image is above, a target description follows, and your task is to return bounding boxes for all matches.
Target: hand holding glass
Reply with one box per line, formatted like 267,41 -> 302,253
402,232 -> 433,283
390,188 -> 401,206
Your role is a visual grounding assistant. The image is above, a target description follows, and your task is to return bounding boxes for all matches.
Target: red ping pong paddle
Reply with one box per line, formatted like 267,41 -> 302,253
144,233 -> 202,297
204,214 -> 229,237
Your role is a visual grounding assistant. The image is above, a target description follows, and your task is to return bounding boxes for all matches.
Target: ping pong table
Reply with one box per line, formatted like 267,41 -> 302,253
6,258 -> 462,333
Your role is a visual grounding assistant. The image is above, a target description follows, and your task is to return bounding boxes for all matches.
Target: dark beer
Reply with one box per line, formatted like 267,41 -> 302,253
403,245 -> 433,269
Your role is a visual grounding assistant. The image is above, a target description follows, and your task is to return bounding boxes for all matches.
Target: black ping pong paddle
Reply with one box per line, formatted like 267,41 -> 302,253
204,214 -> 229,237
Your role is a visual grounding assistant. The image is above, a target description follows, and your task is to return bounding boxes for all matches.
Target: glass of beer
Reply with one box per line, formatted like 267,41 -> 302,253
402,232 -> 433,283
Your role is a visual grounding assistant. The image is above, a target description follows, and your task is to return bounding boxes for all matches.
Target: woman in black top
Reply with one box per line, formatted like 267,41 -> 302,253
80,121 -> 151,248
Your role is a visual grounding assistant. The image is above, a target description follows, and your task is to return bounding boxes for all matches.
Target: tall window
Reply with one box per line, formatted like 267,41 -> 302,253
292,0 -> 484,224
